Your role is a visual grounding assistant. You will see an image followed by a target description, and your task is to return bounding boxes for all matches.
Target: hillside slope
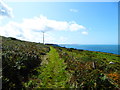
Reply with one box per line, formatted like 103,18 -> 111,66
1,36 -> 120,89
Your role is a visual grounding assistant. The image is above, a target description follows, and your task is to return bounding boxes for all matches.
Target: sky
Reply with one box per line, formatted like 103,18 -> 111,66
0,0 -> 118,44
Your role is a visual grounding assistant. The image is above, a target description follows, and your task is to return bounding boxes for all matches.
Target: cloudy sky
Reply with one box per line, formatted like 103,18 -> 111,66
0,0 -> 118,44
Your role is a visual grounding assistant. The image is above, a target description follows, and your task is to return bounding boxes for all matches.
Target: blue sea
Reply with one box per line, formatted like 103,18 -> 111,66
59,44 -> 120,55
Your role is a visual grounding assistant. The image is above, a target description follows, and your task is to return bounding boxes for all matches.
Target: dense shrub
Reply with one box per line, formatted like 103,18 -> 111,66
2,36 -> 49,89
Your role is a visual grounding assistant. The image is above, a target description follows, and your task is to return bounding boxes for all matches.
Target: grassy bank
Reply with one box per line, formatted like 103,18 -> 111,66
1,36 -> 120,89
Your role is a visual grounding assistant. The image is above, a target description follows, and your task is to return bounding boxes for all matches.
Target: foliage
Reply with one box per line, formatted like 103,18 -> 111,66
55,46 -> 120,89
1,36 -> 49,89
107,72 -> 120,87
1,36 -> 120,89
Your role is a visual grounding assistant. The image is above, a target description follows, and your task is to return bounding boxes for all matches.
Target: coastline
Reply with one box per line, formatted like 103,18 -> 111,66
58,44 -> 119,55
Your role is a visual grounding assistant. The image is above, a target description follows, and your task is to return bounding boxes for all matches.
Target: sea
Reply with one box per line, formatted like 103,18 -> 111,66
59,44 -> 120,55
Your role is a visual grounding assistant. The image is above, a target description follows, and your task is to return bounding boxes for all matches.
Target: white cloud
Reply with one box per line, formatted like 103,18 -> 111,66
21,15 -> 69,32
81,31 -> 88,35
0,21 -> 22,37
69,23 -> 86,31
0,15 -> 87,43
70,9 -> 78,13
15,15 -> 86,32
0,0 -> 13,17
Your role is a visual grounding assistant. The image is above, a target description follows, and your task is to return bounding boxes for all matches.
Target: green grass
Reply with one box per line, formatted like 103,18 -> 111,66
24,47 -> 70,88
38,47 -> 70,88
1,36 -> 120,89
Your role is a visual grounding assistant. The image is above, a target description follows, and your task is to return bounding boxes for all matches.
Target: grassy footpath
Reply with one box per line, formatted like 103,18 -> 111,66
39,46 -> 70,88
24,46 -> 70,88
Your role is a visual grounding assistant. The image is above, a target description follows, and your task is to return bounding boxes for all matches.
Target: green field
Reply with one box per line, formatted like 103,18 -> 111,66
1,36 -> 120,89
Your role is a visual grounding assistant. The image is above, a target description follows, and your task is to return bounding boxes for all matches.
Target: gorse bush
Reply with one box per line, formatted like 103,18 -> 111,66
2,36 -> 49,89
55,46 -> 120,89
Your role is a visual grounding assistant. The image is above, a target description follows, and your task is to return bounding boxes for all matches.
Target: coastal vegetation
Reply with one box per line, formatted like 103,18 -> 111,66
1,36 -> 120,89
